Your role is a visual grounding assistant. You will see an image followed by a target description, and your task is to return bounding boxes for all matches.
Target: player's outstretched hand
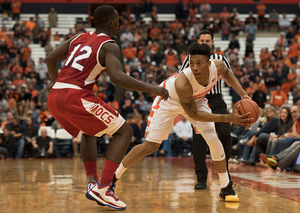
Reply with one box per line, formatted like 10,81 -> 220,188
150,86 -> 169,101
230,103 -> 253,127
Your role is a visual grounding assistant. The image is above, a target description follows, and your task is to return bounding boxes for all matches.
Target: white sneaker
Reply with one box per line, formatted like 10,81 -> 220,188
86,181 -> 126,210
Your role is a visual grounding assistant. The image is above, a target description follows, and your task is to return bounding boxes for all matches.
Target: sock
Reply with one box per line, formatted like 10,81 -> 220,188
100,160 -> 119,185
84,161 -> 98,182
115,162 -> 127,179
218,171 -> 229,188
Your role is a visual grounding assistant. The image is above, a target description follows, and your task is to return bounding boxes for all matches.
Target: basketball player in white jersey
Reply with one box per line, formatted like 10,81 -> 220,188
114,42 -> 252,202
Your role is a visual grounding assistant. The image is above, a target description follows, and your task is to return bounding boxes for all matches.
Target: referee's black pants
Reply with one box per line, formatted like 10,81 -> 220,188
192,94 -> 232,183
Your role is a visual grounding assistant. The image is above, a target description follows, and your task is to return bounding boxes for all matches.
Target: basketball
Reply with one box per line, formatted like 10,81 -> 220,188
233,99 -> 260,125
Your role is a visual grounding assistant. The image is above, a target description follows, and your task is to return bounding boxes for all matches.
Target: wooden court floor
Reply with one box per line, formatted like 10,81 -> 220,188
0,157 -> 300,213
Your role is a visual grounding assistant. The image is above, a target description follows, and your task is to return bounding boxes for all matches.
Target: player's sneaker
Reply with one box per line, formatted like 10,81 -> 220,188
86,181 -> 126,210
86,182 -> 105,206
219,181 -> 239,202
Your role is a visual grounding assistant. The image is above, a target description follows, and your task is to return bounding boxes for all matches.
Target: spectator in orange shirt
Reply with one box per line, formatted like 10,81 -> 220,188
12,73 -> 25,86
11,0 -> 21,20
256,1 -> 266,30
123,43 -> 137,61
246,81 -> 256,98
288,38 -> 300,64
288,66 -> 300,88
149,23 -> 161,41
214,47 -> 224,55
11,62 -> 23,75
53,31 -> 61,41
20,43 -> 31,68
220,6 -> 231,20
25,17 -> 35,31
259,47 -> 271,69
270,85 -> 288,108
165,49 -> 179,67
171,19 -> 183,32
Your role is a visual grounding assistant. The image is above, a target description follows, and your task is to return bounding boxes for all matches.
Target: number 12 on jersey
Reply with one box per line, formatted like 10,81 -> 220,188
65,44 -> 92,72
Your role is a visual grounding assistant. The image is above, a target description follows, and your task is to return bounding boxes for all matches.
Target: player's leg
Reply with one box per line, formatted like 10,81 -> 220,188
201,129 -> 239,202
192,129 -> 208,189
48,88 -> 127,209
115,97 -> 178,180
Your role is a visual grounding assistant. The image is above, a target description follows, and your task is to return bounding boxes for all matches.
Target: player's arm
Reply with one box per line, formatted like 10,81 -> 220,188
46,35 -> 79,82
215,60 -> 249,99
175,74 -> 252,126
100,42 -> 168,100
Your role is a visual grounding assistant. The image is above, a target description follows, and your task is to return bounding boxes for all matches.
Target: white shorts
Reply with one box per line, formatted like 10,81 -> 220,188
145,96 -> 215,143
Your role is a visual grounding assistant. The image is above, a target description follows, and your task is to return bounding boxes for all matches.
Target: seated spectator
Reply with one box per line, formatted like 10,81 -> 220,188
227,44 -> 239,62
214,47 -> 224,55
6,116 -> 24,158
275,32 -> 289,50
288,66 -> 300,88
220,6 -> 231,21
22,116 -> 38,157
270,103 -> 300,154
134,92 -> 150,117
286,26 -> 296,45
241,106 -> 279,165
268,8 -> 279,30
279,12 -> 291,31
255,106 -> 293,161
260,141 -> 300,172
119,90 -> 134,119
0,126 -> 15,159
173,115 -> 193,156
38,102 -> 53,126
32,128 -> 54,158
252,84 -> 267,108
270,85 -> 288,108
221,19 -> 230,40
244,11 -> 257,25
39,30 -> 49,48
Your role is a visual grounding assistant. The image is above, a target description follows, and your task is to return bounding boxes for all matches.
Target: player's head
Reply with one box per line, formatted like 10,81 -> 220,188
187,42 -> 211,80
93,5 -> 119,37
197,30 -> 214,50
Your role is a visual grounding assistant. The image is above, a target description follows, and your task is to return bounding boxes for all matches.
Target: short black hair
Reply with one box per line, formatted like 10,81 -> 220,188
93,5 -> 116,28
198,30 -> 213,40
187,42 -> 211,60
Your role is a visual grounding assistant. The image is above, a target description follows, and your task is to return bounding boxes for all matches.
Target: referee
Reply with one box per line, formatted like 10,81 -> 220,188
179,30 -> 232,190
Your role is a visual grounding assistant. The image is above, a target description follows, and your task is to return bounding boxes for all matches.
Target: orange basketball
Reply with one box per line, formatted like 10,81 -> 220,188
233,99 -> 260,125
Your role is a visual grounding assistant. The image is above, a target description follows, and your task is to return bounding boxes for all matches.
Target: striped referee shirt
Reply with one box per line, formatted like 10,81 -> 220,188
178,53 -> 232,95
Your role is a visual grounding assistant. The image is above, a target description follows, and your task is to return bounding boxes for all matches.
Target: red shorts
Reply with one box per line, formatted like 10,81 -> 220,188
48,83 -> 125,139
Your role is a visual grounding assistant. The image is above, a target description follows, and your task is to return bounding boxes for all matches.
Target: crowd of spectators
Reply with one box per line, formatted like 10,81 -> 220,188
0,0 -> 300,173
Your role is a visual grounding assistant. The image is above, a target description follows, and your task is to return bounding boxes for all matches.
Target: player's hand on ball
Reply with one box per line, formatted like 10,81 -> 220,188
151,86 -> 169,101
241,95 -> 251,100
230,103 -> 253,127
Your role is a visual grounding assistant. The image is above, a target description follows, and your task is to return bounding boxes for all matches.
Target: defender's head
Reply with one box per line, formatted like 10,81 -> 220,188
93,5 -> 119,37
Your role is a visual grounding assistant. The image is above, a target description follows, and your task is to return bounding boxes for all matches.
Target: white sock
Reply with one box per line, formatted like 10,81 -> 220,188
115,162 -> 127,179
218,171 -> 229,188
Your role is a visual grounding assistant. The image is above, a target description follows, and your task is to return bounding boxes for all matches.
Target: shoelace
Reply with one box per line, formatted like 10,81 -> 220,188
109,183 -> 119,200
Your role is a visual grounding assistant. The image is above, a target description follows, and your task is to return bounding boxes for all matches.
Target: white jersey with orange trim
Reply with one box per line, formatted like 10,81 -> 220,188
165,60 -> 218,103
144,60 -> 219,144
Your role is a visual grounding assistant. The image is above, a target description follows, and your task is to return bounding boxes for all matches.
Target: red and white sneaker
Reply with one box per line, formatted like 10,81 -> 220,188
86,181 -> 126,210
86,182 -> 104,206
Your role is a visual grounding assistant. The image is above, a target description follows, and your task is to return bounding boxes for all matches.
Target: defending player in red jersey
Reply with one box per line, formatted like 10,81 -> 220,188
46,5 -> 168,210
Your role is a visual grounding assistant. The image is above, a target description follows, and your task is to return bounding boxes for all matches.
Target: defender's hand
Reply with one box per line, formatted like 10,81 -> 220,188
150,86 -> 169,101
